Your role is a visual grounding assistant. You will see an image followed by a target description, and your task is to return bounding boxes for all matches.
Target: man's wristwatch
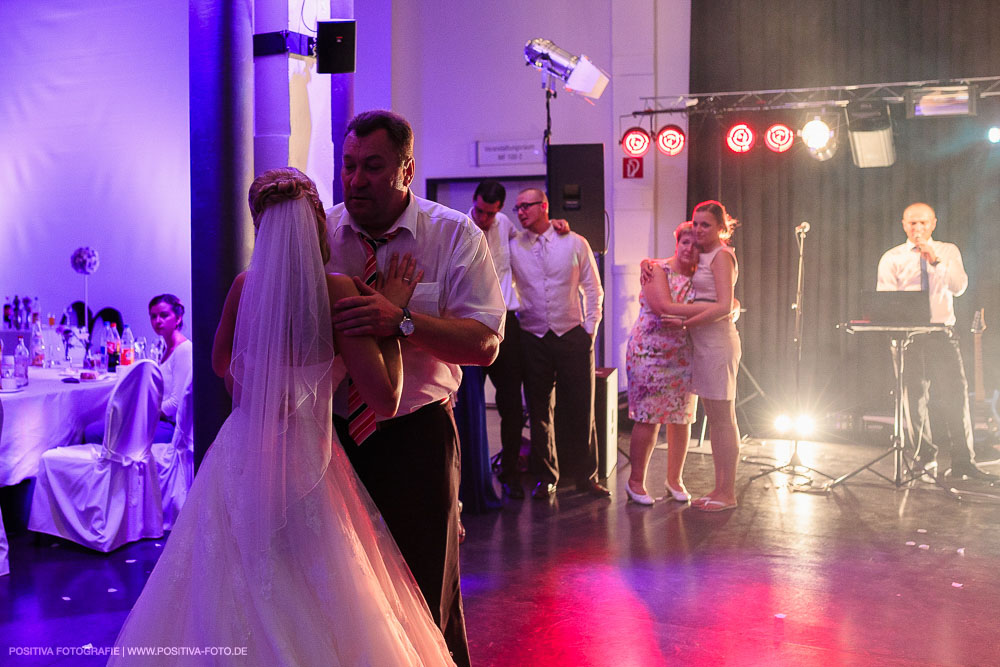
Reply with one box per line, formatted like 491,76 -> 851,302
398,307 -> 415,337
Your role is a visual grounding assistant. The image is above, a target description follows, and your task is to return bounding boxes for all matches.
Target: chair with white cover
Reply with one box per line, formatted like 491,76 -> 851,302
0,399 -> 8,576
29,360 -> 165,552
151,381 -> 193,530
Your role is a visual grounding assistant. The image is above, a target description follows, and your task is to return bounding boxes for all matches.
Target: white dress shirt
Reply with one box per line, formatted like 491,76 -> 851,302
160,339 -> 192,421
876,238 -> 968,325
468,207 -> 520,311
509,225 -> 603,337
326,192 -> 506,416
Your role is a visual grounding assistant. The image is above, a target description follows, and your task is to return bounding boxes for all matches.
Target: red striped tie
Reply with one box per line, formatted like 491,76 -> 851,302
347,231 -> 396,444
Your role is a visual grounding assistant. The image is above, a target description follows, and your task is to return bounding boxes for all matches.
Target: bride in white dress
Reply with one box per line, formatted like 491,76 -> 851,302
110,168 -> 455,665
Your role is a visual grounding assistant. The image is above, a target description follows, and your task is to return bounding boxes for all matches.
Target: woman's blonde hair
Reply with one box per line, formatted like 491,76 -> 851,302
248,167 -> 331,264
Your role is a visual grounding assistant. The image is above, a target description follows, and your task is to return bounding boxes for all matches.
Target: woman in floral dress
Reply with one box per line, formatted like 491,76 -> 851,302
624,222 -> 699,505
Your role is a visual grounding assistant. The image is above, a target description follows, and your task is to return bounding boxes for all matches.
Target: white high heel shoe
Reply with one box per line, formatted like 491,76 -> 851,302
665,482 -> 691,503
625,482 -> 655,506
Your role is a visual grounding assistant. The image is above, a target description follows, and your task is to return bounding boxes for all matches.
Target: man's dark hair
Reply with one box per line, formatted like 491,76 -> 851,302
345,110 -> 414,166
473,180 -> 506,207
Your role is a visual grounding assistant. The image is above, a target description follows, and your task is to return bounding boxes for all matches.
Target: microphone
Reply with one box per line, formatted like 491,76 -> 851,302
795,221 -> 811,234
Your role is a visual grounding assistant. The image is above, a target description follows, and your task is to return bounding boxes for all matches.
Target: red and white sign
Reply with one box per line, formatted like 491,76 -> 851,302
623,157 -> 644,179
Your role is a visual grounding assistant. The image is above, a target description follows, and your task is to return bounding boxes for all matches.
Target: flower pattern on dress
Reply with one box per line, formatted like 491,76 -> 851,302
626,261 -> 698,424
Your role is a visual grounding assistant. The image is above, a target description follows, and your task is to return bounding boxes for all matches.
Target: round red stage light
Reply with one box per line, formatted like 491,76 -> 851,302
655,125 -> 686,156
764,123 -> 795,152
621,127 -> 651,157
726,123 -> 755,153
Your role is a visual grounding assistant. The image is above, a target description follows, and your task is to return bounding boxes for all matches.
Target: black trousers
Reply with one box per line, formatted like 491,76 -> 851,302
486,312 -> 525,484
521,326 -> 598,485
335,402 -> 471,667
900,331 -> 976,466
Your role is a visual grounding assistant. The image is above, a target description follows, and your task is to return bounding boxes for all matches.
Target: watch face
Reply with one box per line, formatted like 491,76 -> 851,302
400,318 -> 415,336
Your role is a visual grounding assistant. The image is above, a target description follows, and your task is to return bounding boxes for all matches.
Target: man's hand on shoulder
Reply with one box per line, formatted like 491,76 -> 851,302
331,278 -> 404,337
551,218 -> 572,235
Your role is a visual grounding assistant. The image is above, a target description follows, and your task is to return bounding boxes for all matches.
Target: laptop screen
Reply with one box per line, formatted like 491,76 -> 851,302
857,290 -> 932,326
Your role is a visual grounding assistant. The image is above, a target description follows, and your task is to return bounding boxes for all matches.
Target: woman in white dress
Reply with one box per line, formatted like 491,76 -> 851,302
649,201 -> 741,512
109,168 -> 455,665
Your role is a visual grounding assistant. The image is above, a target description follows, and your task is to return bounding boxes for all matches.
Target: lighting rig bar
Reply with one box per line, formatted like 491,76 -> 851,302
633,75 -> 1000,117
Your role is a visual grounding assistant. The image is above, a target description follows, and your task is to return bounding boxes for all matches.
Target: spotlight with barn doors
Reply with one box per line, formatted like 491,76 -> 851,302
656,124 -> 686,156
621,127 -> 651,157
726,123 -> 755,153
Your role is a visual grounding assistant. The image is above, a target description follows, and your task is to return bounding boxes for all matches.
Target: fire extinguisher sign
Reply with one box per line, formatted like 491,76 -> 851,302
623,157 -> 643,179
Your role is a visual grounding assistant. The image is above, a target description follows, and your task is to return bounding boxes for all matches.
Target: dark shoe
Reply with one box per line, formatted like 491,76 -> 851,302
948,463 -> 999,481
502,482 -> 525,500
576,479 -> 611,498
531,482 -> 557,499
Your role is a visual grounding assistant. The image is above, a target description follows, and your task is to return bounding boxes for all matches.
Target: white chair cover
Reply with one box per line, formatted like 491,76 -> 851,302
29,360 -> 165,552
151,380 -> 193,530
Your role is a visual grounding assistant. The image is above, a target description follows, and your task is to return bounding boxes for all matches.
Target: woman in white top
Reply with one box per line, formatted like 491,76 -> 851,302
650,200 -> 742,512
149,294 -> 193,434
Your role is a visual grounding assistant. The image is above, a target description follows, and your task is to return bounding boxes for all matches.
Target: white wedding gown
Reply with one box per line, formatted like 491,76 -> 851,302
109,359 -> 455,666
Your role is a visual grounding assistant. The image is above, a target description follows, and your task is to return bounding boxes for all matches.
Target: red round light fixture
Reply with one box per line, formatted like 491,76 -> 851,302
621,127 -> 651,157
655,125 -> 686,156
764,123 -> 795,152
726,123 -> 755,153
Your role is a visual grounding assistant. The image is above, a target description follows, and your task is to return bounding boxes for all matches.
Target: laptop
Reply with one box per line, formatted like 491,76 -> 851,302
855,290 -> 931,326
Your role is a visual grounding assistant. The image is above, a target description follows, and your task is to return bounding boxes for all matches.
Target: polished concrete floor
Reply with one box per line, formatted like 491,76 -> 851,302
3,413 -> 1000,666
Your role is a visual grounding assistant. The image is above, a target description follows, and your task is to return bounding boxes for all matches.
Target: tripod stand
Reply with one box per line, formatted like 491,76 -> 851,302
750,223 -> 833,484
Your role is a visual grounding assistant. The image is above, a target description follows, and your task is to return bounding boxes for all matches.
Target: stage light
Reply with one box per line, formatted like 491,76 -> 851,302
524,38 -> 610,100
774,414 -> 793,434
655,124 -> 686,156
906,85 -> 978,118
795,414 -> 815,437
989,126 -> 1000,144
846,101 -> 895,168
726,123 -> 755,153
764,123 -> 794,153
621,127 -> 651,157
800,115 -> 839,161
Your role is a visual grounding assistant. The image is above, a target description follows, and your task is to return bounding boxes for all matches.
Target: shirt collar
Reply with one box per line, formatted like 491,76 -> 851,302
333,190 -> 417,241
905,237 -> 934,250
528,222 -> 555,244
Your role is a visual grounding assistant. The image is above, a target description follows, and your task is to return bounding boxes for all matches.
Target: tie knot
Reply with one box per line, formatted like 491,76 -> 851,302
358,230 -> 398,255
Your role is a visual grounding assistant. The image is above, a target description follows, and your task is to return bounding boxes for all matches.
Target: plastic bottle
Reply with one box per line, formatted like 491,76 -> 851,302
14,336 -> 30,387
30,321 -> 46,367
120,325 -> 135,366
106,322 -> 121,372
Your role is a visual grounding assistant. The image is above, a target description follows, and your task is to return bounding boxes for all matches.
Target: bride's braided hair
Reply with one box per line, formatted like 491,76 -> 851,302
248,167 -> 331,263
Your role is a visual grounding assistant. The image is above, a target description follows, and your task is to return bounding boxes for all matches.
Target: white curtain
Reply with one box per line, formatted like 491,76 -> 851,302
0,0 -> 191,340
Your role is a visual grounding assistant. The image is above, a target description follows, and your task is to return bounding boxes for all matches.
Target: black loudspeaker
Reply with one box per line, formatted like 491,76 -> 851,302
316,21 -> 356,74
595,367 -> 619,479
546,144 -> 606,253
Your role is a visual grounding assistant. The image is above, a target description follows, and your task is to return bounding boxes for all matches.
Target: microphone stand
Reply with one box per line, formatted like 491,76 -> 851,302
750,224 -> 834,486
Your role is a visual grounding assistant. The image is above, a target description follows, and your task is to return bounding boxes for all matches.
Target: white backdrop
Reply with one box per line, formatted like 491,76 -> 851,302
0,0 -> 191,344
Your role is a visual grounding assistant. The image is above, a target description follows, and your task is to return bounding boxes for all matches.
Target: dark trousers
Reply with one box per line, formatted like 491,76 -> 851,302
900,331 -> 976,466
455,365 -> 502,513
335,402 -> 471,667
485,312 -> 525,484
521,326 -> 598,485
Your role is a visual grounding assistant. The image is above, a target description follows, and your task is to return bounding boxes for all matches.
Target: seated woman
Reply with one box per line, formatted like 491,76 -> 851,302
625,222 -> 699,505
82,295 -> 192,444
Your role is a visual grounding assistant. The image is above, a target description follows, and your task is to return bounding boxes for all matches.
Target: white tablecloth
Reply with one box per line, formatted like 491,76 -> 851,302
0,367 -> 117,486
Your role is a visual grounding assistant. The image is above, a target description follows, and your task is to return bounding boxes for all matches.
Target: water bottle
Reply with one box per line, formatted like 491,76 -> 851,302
120,325 -> 135,366
14,336 -> 30,387
30,321 -> 46,367
106,322 -> 121,372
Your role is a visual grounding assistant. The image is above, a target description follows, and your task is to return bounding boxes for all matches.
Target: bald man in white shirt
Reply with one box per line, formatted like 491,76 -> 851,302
877,202 -> 995,482
509,188 -> 609,499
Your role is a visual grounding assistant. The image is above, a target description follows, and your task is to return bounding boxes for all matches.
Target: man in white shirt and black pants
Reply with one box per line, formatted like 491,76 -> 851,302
509,187 -> 610,499
876,202 -> 996,482
327,111 -> 506,666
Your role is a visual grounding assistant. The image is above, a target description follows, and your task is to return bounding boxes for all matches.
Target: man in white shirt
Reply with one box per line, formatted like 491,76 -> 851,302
509,187 -> 609,499
877,202 -> 995,481
326,110 -> 505,666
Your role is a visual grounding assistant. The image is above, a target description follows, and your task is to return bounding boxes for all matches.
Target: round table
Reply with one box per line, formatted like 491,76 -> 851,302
0,367 -> 117,486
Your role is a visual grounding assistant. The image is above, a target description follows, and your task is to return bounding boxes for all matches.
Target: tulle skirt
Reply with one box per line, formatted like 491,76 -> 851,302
109,412 -> 455,666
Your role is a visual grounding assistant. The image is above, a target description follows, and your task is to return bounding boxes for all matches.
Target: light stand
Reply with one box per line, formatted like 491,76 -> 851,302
749,223 -> 834,485
541,70 -> 556,153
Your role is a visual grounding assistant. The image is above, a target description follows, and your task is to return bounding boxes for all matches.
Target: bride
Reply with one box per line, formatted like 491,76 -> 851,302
110,168 -> 455,665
